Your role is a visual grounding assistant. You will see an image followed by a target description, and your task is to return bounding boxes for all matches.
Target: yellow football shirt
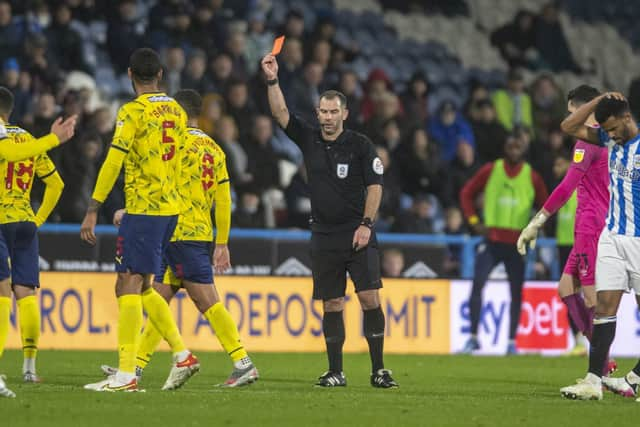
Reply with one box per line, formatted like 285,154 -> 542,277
92,92 -> 187,215
172,127 -> 230,242
0,126 -> 59,224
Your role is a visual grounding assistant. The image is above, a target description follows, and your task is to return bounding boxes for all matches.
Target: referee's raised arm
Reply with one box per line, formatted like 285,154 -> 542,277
261,54 -> 290,129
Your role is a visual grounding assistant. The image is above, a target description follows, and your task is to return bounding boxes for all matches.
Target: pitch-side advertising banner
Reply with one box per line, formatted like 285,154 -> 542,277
6,273 -> 450,354
450,280 -> 640,356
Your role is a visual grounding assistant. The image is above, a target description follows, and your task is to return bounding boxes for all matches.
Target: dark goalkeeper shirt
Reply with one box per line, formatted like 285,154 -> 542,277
284,114 -> 384,232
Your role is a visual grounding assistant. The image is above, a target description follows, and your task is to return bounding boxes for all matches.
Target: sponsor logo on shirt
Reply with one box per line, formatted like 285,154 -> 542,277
148,95 -> 172,102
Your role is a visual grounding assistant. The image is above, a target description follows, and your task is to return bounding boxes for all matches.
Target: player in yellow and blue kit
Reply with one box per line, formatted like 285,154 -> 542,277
81,49 -> 199,392
0,87 -> 76,399
102,89 -> 258,388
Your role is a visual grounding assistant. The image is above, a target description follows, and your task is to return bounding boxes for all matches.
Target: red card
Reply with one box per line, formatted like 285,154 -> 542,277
271,35 -> 285,55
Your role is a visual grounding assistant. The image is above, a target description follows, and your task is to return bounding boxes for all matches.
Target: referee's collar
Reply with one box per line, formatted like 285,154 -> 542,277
320,129 -> 348,144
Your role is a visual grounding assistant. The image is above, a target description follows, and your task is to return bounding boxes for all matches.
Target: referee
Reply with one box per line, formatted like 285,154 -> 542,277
261,54 -> 398,388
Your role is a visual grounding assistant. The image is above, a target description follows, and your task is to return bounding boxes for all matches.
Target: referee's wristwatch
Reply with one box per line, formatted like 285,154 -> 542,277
360,217 -> 374,229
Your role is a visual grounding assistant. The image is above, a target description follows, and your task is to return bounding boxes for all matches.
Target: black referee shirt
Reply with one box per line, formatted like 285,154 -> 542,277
284,114 -> 384,232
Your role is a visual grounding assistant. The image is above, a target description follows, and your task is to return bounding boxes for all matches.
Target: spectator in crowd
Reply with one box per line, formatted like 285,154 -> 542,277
226,78 -> 256,141
234,192 -> 267,228
464,82 -> 491,119
87,106 -> 115,146
534,2 -> 582,73
381,248 -> 405,278
490,10 -> 538,70
394,126 -> 444,199
391,194 -> 434,234
427,100 -> 475,163
107,0 -> 144,74
215,114 -> 251,190
280,9 -> 305,39
164,46 -> 186,96
530,74 -> 565,139
188,0 -> 229,53
377,118 -> 402,152
444,141 -> 481,208
309,39 -> 332,70
337,69 -> 362,129
278,37 -> 304,96
469,99 -> 508,164
629,75 -> 640,120
225,27 -> 250,81
443,207 -> 467,277
181,49 -> 213,94
198,93 -> 225,137
492,68 -> 533,131
533,127 -> 572,190
240,115 -> 281,196
58,132 -> 104,223
284,164 -> 311,229
360,68 -> 395,123
401,71 -> 429,127
1,58 -> 30,123
245,11 -> 273,75
28,92 -> 58,137
0,0 -> 34,66
46,3 -> 90,73
290,61 -> 324,123
208,51 -> 234,94
22,32 -> 61,93
375,146 -> 402,230
364,91 -> 404,143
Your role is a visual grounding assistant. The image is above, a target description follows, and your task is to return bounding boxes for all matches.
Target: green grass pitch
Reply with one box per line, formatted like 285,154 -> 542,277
1,350 -> 639,427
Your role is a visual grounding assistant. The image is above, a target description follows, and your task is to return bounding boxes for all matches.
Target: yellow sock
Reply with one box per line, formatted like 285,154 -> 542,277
136,321 -> 163,369
204,302 -> 247,362
0,296 -> 10,358
17,295 -> 40,360
117,294 -> 143,374
142,288 -> 186,354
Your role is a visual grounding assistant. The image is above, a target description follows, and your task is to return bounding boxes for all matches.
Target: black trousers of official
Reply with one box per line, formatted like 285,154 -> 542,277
469,240 -> 525,340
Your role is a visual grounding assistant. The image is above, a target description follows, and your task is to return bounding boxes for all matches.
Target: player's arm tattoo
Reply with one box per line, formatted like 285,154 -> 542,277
87,199 -> 102,213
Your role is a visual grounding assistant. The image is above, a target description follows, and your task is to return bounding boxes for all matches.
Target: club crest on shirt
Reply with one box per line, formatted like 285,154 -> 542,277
573,148 -> 585,163
634,154 -> 640,169
337,163 -> 349,179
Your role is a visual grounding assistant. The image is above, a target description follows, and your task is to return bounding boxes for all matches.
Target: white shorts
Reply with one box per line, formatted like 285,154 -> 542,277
595,228 -> 640,294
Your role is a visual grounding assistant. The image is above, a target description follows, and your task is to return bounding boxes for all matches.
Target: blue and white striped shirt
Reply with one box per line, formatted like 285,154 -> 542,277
601,128 -> 640,236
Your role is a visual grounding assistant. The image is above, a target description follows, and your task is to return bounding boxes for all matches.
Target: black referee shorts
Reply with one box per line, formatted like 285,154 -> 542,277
310,230 -> 382,301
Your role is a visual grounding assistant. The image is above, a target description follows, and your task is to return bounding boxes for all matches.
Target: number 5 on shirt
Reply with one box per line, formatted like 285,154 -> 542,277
162,120 -> 176,161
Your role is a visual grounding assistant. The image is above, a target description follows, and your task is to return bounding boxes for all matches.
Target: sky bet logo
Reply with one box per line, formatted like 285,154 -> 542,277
458,285 -> 569,351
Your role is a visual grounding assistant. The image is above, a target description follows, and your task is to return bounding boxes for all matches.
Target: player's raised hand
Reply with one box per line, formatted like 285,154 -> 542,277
50,115 -> 78,144
213,244 -> 231,274
80,210 -> 98,246
112,209 -> 126,227
605,91 -> 626,101
261,54 -> 279,81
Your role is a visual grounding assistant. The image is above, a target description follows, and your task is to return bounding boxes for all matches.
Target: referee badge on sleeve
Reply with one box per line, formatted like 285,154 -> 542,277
373,157 -> 384,175
337,163 -> 349,179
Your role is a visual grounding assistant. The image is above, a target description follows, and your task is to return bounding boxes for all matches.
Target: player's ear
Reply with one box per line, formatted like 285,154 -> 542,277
316,107 -> 321,118
342,107 -> 349,121
157,68 -> 163,81
127,68 -> 132,80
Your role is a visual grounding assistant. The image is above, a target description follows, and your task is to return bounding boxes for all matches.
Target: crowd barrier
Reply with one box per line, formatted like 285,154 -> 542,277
37,225 -> 559,280
6,273 -> 640,356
